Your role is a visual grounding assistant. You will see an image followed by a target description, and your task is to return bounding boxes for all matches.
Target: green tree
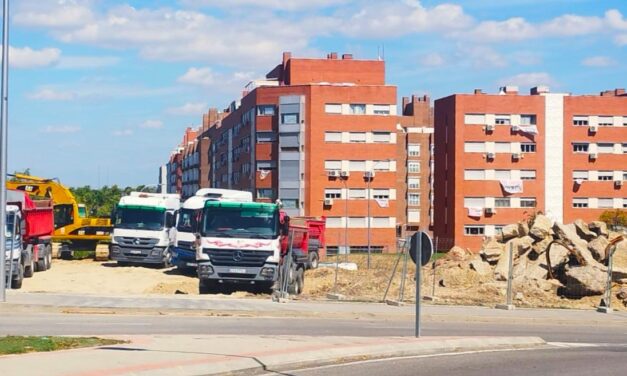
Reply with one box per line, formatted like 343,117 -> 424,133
599,209 -> 627,230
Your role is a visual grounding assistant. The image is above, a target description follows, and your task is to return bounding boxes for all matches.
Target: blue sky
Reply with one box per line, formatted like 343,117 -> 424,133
6,0 -> 626,187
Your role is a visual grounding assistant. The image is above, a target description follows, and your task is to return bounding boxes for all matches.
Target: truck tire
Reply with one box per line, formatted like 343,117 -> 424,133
199,280 -> 220,294
11,263 -> 24,289
160,249 -> 173,269
288,266 -> 304,295
307,251 -> 319,270
24,252 -> 35,278
36,246 -> 48,271
45,246 -> 52,270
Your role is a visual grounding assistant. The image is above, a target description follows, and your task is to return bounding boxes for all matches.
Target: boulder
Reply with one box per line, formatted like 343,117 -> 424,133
617,287 -> 627,301
512,254 -> 529,280
574,219 -> 596,241
528,237 -> 552,260
494,238 -> 524,281
545,242 -> 570,270
521,257 -> 550,280
588,221 -> 608,237
480,239 -> 504,264
529,214 -> 553,240
612,266 -> 627,282
500,224 -> 519,242
469,257 -> 492,275
588,236 -> 609,262
517,221 -> 530,237
562,264 -> 606,297
552,222 -> 598,266
518,236 -> 534,255
447,246 -> 471,261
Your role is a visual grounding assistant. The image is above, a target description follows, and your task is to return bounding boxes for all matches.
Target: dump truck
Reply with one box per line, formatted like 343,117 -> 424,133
109,192 -> 180,267
195,199 -> 326,294
7,174 -> 112,259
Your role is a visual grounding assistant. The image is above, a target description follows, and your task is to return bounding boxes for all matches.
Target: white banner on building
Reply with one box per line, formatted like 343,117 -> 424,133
259,170 -> 270,180
518,125 -> 539,135
574,178 -> 584,185
375,198 -> 389,208
500,179 -> 524,194
468,207 -> 482,218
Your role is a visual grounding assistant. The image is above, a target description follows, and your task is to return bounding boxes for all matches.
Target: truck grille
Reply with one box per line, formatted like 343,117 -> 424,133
115,237 -> 158,248
204,248 -> 273,267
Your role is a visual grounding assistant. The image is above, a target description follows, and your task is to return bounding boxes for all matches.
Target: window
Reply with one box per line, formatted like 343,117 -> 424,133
257,189 -> 273,199
325,103 -> 342,114
349,189 -> 367,199
408,144 -> 420,156
464,170 -> 485,180
241,163 -> 251,175
349,132 -> 366,143
495,198 -> 510,207
408,162 -> 420,173
520,198 -> 537,208
464,142 -> 485,153
408,209 -> 420,223
373,104 -> 391,115
408,178 -> 420,189
325,188 -> 342,199
282,199 -> 299,208
281,113 -> 299,124
598,143 -> 614,153
573,171 -> 589,180
495,115 -> 511,125
371,217 -> 391,227
349,104 -> 366,115
324,160 -> 342,170
573,116 -> 588,126
598,171 -> 613,181
464,114 -> 486,124
520,114 -> 536,125
374,160 -> 390,170
349,160 -> 366,171
464,197 -> 484,208
348,217 -> 367,228
623,143 -> 627,153
495,142 -> 510,153
520,170 -> 536,180
257,105 -> 275,116
598,198 -> 614,208
495,170 -> 511,180
598,116 -> 613,126
573,198 -> 588,208
373,131 -> 391,143
521,143 -> 536,153
573,143 -> 589,153
464,226 -> 485,236
372,189 -> 389,199
324,132 -> 342,142
408,193 -> 420,206
257,160 -> 276,170
326,217 -> 342,228
256,132 -> 275,143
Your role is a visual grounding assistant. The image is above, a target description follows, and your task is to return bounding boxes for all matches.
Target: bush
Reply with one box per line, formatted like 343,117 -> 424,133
599,209 -> 627,230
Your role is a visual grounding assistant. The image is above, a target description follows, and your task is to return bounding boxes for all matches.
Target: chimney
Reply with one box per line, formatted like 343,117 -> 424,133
402,96 -> 410,109
474,89 -> 483,95
615,88 -> 626,96
328,52 -> 338,59
342,53 -> 353,60
530,86 -> 550,95
282,52 -> 291,66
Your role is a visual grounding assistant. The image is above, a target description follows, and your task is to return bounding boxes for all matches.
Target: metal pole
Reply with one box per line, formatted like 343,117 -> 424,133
399,244 -> 408,302
431,238 -> 438,297
6,215 -> 14,289
605,245 -> 615,311
415,233 -> 422,338
0,0 -> 10,302
382,244 -> 403,302
366,175 -> 371,270
506,241 -> 514,306
333,232 -> 340,294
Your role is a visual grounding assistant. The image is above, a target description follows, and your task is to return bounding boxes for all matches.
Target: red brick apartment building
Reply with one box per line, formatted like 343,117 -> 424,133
434,86 -> 627,251
186,52 -> 434,253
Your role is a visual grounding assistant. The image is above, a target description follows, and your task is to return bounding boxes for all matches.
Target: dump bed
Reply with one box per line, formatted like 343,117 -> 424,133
7,189 -> 54,241
281,216 -> 327,259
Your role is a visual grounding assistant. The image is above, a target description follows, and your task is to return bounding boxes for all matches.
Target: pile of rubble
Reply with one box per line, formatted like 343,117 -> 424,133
442,215 -> 627,307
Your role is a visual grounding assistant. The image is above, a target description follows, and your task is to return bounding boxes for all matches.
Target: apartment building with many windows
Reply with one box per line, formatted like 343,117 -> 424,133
434,86 -> 626,251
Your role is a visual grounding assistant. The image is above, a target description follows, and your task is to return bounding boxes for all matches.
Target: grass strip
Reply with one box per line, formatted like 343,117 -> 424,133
0,336 -> 126,355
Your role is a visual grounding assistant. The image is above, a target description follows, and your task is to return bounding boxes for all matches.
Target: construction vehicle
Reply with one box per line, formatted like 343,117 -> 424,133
172,188 -> 253,271
6,174 -> 112,259
109,192 -> 180,267
195,198 -> 326,294
4,190 -> 55,289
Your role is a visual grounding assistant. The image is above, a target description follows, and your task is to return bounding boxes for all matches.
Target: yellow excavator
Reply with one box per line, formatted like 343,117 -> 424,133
7,174 -> 112,260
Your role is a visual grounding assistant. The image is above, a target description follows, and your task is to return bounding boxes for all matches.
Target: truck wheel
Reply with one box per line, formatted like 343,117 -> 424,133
45,246 -> 52,270
11,263 -> 24,289
36,247 -> 47,271
199,280 -> 219,294
160,249 -> 173,269
24,255 -> 35,278
307,251 -> 319,269
288,266 -> 304,295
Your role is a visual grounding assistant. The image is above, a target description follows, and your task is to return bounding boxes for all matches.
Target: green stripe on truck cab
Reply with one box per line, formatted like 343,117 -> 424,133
204,201 -> 278,212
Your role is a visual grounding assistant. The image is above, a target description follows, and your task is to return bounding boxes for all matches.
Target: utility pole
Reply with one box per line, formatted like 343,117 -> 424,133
0,0 -> 11,301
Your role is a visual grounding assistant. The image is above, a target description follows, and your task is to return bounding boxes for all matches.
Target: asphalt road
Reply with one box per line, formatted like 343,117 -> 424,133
283,345 -> 627,376
1,312 -> 626,344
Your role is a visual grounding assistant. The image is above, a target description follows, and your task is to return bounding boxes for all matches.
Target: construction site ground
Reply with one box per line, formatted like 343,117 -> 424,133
18,252 -> 627,311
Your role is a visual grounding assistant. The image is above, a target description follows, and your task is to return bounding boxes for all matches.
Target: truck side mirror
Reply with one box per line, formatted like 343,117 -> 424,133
166,212 -> 175,228
20,219 -> 26,236
281,215 -> 290,235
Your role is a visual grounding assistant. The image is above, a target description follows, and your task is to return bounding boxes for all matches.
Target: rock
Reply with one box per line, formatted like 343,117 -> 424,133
512,254 -> 529,280
588,221 -> 608,237
518,236 -> 534,255
469,257 -> 492,275
529,214 -> 553,240
552,222 -> 599,266
500,224 -> 519,242
612,266 -> 627,282
521,257 -> 550,280
529,237 -> 552,260
480,239 -> 504,264
518,221 -> 530,237
617,287 -> 627,301
515,292 -> 524,300
588,236 -> 609,262
562,264 -> 606,297
574,219 -> 597,241
545,242 -> 570,270
447,246 -> 471,261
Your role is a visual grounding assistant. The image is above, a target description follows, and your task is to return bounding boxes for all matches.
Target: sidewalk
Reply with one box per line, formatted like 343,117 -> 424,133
0,334 -> 546,376
4,291 -> 627,324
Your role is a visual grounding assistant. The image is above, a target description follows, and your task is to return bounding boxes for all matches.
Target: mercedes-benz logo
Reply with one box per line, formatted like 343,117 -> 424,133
134,239 -> 141,245
232,250 -> 243,262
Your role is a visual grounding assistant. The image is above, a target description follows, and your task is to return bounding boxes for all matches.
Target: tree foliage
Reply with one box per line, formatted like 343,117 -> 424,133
599,209 -> 627,230
70,185 -> 159,218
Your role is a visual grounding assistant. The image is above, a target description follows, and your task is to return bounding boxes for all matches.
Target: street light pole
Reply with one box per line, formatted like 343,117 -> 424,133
343,176 -> 348,263
0,0 -> 10,302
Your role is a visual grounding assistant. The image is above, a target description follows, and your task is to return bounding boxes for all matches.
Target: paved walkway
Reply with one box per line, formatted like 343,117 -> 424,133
0,334 -> 545,376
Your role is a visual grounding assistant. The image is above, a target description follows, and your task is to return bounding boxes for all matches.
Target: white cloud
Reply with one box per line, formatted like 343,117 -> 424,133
28,88 -> 76,101
420,52 -> 445,67
177,67 -> 215,86
14,0 -> 95,28
43,125 -> 81,133
180,0 -> 348,11
56,55 -> 120,69
3,46 -> 61,68
582,56 -> 617,67
139,119 -> 164,129
166,102 -> 207,115
463,17 -> 536,42
112,129 -> 133,136
498,72 -> 555,88
615,34 -> 627,46
605,9 -> 627,31
458,45 -> 507,68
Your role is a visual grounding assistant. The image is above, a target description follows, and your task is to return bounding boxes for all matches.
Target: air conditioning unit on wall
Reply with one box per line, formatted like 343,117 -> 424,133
340,170 -> 350,178
327,170 -> 339,177
485,207 -> 496,214
486,152 -> 496,160
324,198 -> 334,206
485,124 -> 495,132
364,171 -> 375,179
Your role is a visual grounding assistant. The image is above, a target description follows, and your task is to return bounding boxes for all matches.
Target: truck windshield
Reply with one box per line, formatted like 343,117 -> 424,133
201,207 -> 278,239
115,206 -> 165,230
177,208 -> 201,233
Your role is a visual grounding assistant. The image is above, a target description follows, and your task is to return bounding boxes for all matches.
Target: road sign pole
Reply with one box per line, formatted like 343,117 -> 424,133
415,233 -> 422,338
0,0 -> 10,302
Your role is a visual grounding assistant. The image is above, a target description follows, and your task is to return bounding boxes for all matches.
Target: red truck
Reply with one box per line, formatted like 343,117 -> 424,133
5,190 -> 54,287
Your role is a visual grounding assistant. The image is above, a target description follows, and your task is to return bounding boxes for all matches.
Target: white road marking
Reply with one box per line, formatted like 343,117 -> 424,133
53,322 -> 151,326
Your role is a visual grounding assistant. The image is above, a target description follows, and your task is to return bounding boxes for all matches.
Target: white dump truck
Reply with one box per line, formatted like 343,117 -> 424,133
109,192 -> 180,267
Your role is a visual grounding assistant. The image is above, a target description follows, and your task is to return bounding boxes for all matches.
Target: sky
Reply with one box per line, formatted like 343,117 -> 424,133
5,0 -> 627,187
